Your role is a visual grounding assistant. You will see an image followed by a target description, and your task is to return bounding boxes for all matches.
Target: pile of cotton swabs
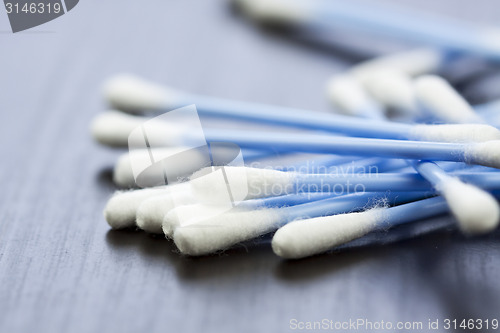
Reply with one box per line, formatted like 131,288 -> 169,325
91,0 -> 500,259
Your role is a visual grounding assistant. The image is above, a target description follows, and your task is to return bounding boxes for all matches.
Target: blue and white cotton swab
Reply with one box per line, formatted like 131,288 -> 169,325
94,107 -> 499,166
161,192 -> 340,237
328,72 -> 500,235
236,0 -> 500,61
330,72 -> 493,122
112,146 -> 275,188
126,157 -> 383,233
350,48 -> 448,79
136,156 -> 415,234
171,191 -> 428,256
103,185 -> 184,229
325,75 -> 385,119
134,155 -> 413,233
195,131 -> 500,168
348,69 -> 419,117
414,75 -> 485,124
412,161 -> 500,234
100,78 -> 500,143
272,193 -> 500,259
135,187 -> 200,234
327,49 -> 445,118
395,77 -> 500,234
190,166 -> 500,201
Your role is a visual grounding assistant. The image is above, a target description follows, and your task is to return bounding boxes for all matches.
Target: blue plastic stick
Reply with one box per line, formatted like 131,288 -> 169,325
381,196 -> 450,229
300,0 -> 500,61
241,192 -> 339,209
385,191 -> 500,229
293,171 -> 500,192
197,130 -> 483,165
279,191 -> 429,224
152,94 -> 419,140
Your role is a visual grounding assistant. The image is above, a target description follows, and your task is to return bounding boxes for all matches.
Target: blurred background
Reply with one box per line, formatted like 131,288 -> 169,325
1,0 -> 500,332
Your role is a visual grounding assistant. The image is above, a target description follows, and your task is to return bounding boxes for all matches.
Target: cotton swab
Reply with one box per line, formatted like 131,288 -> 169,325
129,156 -> 411,232
162,192 -> 337,237
352,70 -> 419,117
331,63 -> 498,122
325,50 -> 433,118
106,133 -> 414,231
272,193 -> 500,259
412,161 -> 500,234
331,72 -> 493,122
190,166 -> 500,201
91,112 -> 500,165
171,191 -> 428,256
316,157 -> 410,176
135,189 -> 197,234
414,75 -> 485,124
100,77 -> 500,143
91,111 -> 186,148
135,177 -> 335,234
135,157 -> 411,234
104,185 -> 173,229
113,147 -> 194,188
235,0 -> 500,61
171,205 -> 282,256
327,72 -> 500,235
325,75 -> 385,119
113,139 -> 401,189
272,207 -> 391,259
330,49 -> 446,118
113,146 -> 272,188
279,154 -> 362,173
350,48 -> 448,79
192,131 -> 500,168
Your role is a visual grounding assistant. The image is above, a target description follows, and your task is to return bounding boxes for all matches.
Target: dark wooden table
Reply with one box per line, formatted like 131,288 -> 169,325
1,1 -> 500,332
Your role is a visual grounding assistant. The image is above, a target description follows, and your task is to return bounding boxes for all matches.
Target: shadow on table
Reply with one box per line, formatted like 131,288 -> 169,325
274,215 -> 454,281
104,218 -> 500,324
227,0 -> 377,64
104,217 -> 455,283
410,227 -> 500,325
95,166 -> 117,191
105,229 -> 280,281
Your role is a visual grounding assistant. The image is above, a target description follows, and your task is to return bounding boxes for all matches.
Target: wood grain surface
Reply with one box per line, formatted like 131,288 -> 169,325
1,1 -> 500,332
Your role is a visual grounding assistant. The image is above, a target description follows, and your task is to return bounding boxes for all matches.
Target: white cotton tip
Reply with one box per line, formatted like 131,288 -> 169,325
410,124 -> 500,143
237,0 -> 312,24
173,208 -> 282,256
102,74 -> 182,112
272,208 -> 387,259
136,187 -> 196,234
162,203 -> 238,238
103,186 -> 170,229
464,141 -> 500,169
190,166 -> 295,203
113,147 -> 204,188
326,75 -> 383,118
439,179 -> 500,235
357,69 -> 418,115
113,152 -> 136,187
90,111 -> 147,147
414,75 -> 484,124
352,48 -> 443,78
91,110 -> 187,148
